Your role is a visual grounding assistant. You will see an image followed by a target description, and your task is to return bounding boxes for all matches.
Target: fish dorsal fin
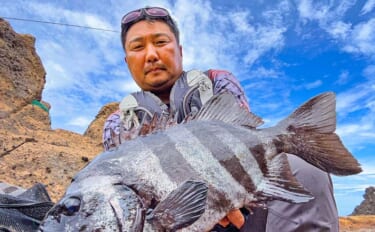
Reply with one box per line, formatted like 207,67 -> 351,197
193,92 -> 264,128
137,112 -> 177,136
147,180 -> 208,231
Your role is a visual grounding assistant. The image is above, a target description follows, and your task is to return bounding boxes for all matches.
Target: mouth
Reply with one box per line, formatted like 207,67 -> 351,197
144,65 -> 166,75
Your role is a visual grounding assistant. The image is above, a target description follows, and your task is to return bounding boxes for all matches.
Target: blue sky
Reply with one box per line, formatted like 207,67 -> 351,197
1,0 -> 374,216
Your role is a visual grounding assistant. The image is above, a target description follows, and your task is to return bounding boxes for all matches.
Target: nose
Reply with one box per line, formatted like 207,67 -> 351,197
145,44 -> 159,63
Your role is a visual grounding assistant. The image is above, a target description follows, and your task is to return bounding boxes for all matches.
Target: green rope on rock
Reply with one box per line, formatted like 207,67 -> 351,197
31,100 -> 49,112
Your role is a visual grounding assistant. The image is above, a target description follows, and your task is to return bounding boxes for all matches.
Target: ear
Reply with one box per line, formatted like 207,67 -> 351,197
124,56 -> 128,64
179,45 -> 183,58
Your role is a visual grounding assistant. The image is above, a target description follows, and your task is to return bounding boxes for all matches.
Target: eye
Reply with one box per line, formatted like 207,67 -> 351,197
155,40 -> 168,46
133,45 -> 143,50
62,197 -> 81,216
156,40 -> 166,44
129,42 -> 144,51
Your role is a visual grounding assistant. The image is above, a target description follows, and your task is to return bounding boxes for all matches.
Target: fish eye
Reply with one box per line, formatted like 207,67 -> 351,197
62,197 -> 81,216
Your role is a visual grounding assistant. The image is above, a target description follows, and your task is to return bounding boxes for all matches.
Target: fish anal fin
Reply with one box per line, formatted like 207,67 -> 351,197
258,153 -> 313,203
193,92 -> 264,128
147,180 -> 208,231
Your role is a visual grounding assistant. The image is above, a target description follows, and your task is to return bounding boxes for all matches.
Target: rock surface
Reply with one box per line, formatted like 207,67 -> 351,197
83,102 -> 118,144
352,186 -> 375,215
0,18 -> 373,231
339,216 -> 375,232
0,19 -> 46,120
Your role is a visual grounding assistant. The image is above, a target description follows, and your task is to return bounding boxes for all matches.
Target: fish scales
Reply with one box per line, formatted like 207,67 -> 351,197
137,131 -> 200,185
183,120 -> 264,193
218,121 -> 281,178
115,138 -> 179,199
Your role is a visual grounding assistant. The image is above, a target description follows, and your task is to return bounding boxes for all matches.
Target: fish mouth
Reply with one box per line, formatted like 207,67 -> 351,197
109,197 -> 127,232
109,187 -> 146,232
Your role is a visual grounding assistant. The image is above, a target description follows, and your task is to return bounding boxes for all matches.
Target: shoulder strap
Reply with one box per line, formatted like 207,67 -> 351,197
119,91 -> 168,130
170,70 -> 214,122
186,70 -> 213,106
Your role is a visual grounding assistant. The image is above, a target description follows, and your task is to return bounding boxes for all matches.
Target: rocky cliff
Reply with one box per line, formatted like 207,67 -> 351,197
0,18 -> 373,231
0,18 -> 118,201
352,186 -> 375,215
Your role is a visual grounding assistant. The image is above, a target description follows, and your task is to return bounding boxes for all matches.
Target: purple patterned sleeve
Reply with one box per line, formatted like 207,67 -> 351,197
208,70 -> 250,111
102,110 -> 121,151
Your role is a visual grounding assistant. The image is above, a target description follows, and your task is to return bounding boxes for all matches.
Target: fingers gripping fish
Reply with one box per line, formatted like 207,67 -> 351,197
39,92 -> 361,232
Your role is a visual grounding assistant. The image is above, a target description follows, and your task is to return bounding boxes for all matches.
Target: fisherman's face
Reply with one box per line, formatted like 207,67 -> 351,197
124,20 -> 183,96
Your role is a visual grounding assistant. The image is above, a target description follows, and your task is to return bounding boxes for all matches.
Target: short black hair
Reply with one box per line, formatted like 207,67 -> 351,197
121,13 -> 180,51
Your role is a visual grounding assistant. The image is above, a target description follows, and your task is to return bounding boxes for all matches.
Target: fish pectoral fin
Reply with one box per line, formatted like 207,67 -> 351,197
147,180 -> 208,231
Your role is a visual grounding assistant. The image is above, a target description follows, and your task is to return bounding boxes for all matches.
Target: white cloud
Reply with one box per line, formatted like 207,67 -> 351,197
343,18 -> 375,56
360,0 -> 375,15
173,0 -> 288,71
305,80 -> 322,89
248,67 -> 281,79
336,84 -> 374,114
68,116 -> 92,127
230,11 -> 255,34
336,70 -> 349,85
335,79 -> 375,148
243,26 -> 286,66
336,123 -> 372,138
327,21 -> 351,40
297,0 -> 329,21
115,78 -> 141,94
294,0 -> 375,57
173,0 -> 238,71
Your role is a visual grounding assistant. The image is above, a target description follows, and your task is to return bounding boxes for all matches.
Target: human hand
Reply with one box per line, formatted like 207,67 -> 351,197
218,209 -> 245,229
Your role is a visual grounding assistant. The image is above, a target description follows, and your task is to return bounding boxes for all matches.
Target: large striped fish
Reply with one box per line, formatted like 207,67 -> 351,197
39,92 -> 361,232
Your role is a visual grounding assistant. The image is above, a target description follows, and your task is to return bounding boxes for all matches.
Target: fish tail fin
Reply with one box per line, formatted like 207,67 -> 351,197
258,153 -> 313,203
277,92 -> 362,175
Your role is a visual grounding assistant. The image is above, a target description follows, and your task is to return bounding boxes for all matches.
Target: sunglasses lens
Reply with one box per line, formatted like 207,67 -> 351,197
122,10 -> 142,24
145,7 -> 169,17
121,7 -> 170,28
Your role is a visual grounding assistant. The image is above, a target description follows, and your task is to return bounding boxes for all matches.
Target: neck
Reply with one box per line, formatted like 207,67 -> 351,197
152,71 -> 184,104
154,90 -> 170,104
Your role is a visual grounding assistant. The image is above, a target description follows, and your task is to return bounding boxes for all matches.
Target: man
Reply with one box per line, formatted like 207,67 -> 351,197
103,6 -> 339,231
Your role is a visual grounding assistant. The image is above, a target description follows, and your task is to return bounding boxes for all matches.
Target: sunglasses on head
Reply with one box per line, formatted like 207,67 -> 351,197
121,7 -> 171,26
